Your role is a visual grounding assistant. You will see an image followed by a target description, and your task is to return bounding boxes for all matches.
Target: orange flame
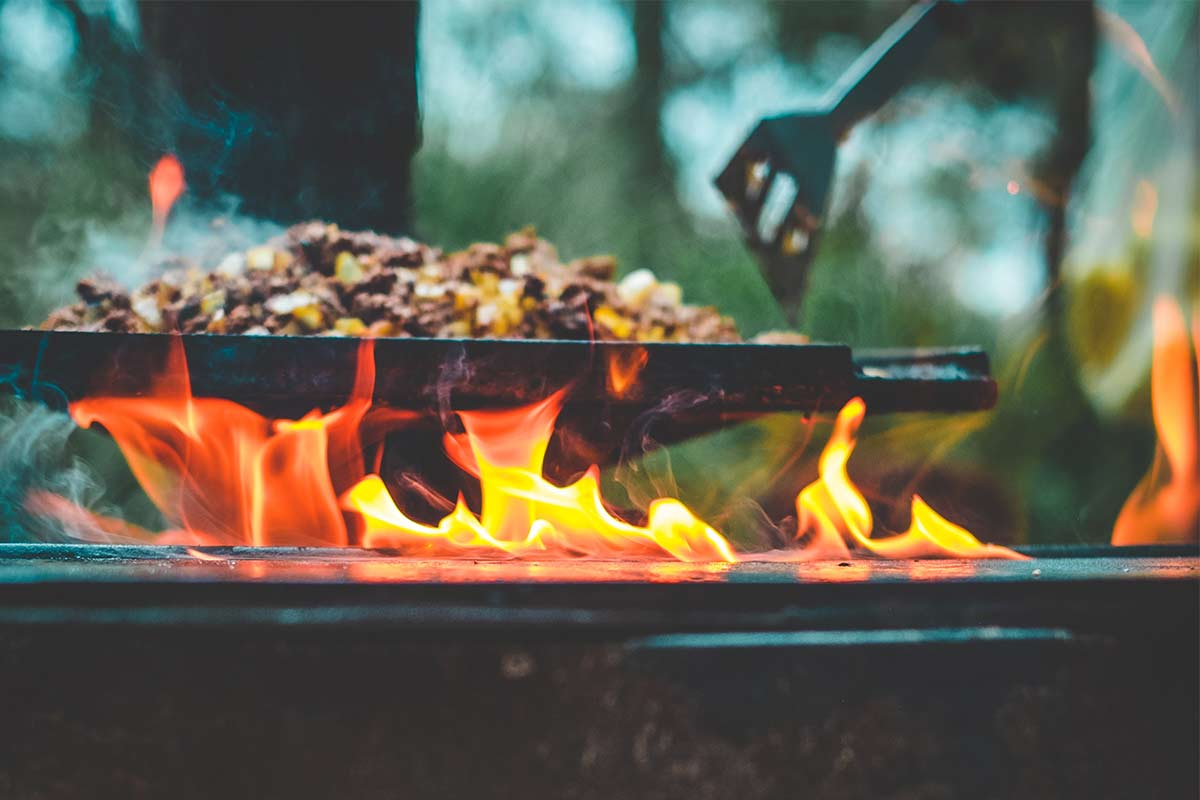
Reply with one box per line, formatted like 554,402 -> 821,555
149,154 -> 186,229
68,336 -> 377,546
1112,296 -> 1200,545
38,338 -> 1021,561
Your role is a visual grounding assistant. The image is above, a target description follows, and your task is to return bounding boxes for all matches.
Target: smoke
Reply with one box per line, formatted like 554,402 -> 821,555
0,0 -> 291,328
0,397 -> 106,541
606,390 -> 819,552
612,389 -> 711,508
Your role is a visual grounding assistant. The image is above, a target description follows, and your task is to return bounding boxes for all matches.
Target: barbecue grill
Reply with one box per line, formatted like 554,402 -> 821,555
0,0 -> 1196,797
0,323 -> 1194,796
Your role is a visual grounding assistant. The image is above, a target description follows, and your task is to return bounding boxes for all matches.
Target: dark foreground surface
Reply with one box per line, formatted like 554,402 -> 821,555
0,545 -> 1195,799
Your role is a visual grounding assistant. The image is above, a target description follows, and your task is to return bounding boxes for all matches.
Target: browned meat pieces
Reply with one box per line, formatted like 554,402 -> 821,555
41,223 -> 742,343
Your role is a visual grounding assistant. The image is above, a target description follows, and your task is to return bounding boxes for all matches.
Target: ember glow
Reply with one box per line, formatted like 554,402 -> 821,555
34,335 -> 1024,562
1112,296 -> 1200,546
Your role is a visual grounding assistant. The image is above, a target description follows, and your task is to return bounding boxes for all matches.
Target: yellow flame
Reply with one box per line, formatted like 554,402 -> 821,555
345,391 -> 736,562
346,393 -> 1021,562
793,399 -> 1026,560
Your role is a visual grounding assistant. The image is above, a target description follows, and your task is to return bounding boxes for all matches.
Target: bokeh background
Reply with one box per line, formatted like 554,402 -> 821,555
0,0 -> 1196,546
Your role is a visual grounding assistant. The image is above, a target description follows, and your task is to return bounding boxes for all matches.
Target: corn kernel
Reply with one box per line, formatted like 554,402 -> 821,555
200,290 -> 226,316
594,305 -> 632,339
473,271 -> 500,296
454,285 -> 480,311
335,252 -> 364,286
636,325 -> 665,342
334,317 -> 367,336
293,305 -> 325,330
368,320 -> 395,337
206,315 -> 227,334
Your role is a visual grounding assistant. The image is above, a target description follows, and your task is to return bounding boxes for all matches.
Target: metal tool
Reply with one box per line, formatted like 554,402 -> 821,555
715,1 -> 960,323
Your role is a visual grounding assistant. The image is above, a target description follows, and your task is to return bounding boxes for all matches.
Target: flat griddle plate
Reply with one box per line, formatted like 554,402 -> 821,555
1,331 -> 995,415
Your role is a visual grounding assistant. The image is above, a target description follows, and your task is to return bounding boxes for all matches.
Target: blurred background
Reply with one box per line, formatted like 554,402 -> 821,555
0,0 -> 1195,546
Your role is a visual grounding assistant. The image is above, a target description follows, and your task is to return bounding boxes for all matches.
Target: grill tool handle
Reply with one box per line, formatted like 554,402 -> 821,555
825,1 -> 959,134
715,1 -> 966,324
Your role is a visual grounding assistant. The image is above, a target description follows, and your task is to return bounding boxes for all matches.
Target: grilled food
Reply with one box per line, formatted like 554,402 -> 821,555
41,223 -> 742,343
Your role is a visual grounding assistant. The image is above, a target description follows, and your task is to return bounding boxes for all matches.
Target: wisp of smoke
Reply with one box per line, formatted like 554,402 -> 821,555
0,397 -> 107,541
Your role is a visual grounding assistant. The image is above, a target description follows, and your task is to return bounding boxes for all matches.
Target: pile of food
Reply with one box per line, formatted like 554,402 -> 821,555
41,223 -> 745,343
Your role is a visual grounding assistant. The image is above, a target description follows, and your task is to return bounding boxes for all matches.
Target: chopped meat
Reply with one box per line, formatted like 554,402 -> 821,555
42,223 -> 742,343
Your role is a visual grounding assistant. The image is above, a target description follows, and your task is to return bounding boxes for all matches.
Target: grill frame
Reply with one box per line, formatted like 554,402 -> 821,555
0,543 -> 1192,636
0,543 -> 1194,799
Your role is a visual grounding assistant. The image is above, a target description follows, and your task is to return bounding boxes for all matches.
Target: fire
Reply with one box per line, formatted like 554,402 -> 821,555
607,346 -> 649,397
67,336 -> 376,546
149,154 -> 186,229
1112,296 -> 1200,545
792,399 -> 1025,560
32,328 -> 1025,562
347,389 -> 736,561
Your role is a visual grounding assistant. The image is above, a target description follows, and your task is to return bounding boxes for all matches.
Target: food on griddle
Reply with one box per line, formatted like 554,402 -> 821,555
41,223 -> 742,343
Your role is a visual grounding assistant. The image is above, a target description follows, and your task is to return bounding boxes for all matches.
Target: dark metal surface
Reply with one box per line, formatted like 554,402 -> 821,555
0,544 -> 1193,798
1,620 -> 1193,800
0,544 -> 1192,637
0,329 -> 997,415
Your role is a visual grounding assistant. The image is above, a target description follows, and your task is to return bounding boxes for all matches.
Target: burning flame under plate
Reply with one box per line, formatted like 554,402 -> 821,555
35,335 -> 1023,562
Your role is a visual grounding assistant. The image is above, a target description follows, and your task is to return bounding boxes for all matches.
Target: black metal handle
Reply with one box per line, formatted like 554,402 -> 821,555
825,2 -> 952,133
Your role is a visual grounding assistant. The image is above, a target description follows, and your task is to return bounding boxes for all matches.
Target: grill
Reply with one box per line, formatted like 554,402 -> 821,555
0,543 -> 1195,797
1,0 -> 1196,796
